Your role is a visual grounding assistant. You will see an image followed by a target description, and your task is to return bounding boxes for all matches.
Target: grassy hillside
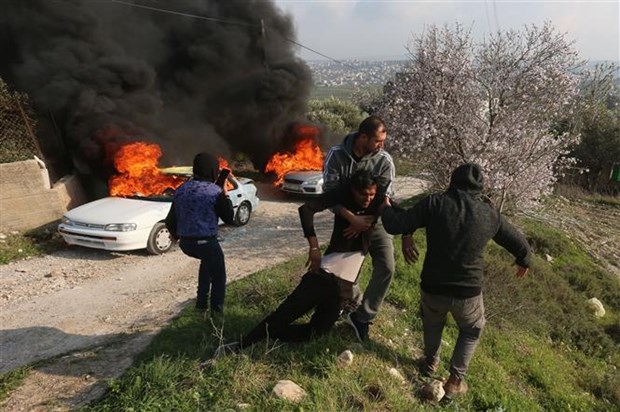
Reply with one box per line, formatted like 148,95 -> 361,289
82,197 -> 620,411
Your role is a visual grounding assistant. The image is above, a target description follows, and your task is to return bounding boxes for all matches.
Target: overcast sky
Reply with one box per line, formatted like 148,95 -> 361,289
274,0 -> 619,62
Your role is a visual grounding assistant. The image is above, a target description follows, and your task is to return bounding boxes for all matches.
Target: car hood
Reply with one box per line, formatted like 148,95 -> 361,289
284,170 -> 322,180
64,197 -> 170,225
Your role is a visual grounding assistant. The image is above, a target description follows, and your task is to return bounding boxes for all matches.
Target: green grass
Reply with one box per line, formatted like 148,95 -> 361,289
0,367 -> 31,403
81,207 -> 620,411
0,222 -> 65,265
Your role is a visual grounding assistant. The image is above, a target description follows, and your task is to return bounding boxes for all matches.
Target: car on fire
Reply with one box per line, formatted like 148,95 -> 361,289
281,170 -> 324,196
58,170 -> 259,255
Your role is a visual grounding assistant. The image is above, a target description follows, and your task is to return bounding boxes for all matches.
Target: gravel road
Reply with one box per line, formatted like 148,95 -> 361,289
0,177 -> 427,411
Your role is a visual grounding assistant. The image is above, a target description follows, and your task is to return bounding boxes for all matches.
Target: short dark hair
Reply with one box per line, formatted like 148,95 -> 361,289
349,169 -> 377,191
358,115 -> 386,137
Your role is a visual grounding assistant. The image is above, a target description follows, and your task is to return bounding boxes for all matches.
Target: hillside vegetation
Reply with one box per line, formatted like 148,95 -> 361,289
83,196 -> 620,411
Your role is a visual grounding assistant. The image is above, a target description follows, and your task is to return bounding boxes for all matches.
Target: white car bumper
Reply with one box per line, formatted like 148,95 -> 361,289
58,223 -> 150,251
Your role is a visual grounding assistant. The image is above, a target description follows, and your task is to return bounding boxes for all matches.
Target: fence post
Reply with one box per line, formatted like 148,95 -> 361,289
15,98 -> 44,160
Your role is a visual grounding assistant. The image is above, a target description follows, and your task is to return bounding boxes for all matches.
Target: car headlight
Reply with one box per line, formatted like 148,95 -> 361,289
305,176 -> 323,185
61,216 -> 73,225
104,223 -> 137,232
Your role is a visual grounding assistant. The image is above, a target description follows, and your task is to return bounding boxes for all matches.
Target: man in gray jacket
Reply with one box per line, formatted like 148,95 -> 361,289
381,163 -> 531,398
323,116 -> 417,341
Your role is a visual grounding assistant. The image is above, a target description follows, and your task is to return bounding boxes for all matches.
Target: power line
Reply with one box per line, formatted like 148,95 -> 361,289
108,0 -> 356,70
109,0 -> 257,28
278,36 -> 357,70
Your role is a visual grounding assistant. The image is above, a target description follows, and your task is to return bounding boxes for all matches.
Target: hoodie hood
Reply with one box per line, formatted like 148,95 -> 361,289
449,163 -> 484,194
342,132 -> 357,157
193,152 -> 219,182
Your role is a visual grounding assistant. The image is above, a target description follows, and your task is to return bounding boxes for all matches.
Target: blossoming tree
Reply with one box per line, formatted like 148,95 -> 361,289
376,22 -> 582,211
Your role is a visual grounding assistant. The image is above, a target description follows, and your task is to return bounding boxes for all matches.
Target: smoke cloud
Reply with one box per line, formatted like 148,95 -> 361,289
0,0 -> 312,177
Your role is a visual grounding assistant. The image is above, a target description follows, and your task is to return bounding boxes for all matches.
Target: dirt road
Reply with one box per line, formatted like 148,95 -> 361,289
0,177 -> 426,411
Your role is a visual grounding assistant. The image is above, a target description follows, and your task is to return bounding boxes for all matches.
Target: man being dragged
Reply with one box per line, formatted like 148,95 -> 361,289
239,170 -> 388,348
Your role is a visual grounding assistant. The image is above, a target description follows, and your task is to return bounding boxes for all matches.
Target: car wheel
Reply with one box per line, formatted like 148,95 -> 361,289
234,202 -> 251,226
146,222 -> 173,254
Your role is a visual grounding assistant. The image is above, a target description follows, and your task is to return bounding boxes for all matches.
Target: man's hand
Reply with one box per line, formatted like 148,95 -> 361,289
401,234 -> 419,264
515,265 -> 528,278
307,248 -> 322,272
343,215 -> 374,239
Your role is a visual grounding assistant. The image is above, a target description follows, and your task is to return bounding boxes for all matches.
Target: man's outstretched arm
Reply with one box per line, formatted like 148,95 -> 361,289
493,216 -> 532,278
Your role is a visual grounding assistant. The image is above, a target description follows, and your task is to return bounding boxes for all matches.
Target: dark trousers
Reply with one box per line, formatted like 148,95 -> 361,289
242,271 -> 341,347
421,291 -> 486,380
179,238 -> 226,312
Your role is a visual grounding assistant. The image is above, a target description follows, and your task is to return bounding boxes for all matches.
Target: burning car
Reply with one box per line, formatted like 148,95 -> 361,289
281,170 -> 323,196
58,143 -> 259,255
264,125 -> 324,196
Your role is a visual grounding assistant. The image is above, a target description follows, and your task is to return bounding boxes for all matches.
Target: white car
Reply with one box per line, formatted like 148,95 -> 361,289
58,174 -> 259,255
281,170 -> 323,196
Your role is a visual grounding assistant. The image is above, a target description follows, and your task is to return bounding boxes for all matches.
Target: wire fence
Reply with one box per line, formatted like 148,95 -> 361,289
0,78 -> 40,164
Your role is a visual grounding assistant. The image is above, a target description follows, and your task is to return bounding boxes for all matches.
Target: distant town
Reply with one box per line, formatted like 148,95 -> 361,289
307,59 -> 620,89
307,60 -> 407,87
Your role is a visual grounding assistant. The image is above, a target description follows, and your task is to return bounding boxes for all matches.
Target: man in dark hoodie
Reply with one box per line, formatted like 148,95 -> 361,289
323,116 -> 415,342
381,163 -> 531,398
165,152 -> 235,313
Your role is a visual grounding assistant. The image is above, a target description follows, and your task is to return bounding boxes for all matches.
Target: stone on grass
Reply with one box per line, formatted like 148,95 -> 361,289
337,350 -> 354,367
545,254 -> 554,262
272,380 -> 306,402
236,403 -> 251,409
388,367 -> 406,384
420,379 -> 445,402
587,297 -> 605,317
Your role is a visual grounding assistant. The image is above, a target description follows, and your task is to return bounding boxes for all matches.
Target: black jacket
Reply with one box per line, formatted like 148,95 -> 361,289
299,189 -> 383,255
381,164 -> 531,298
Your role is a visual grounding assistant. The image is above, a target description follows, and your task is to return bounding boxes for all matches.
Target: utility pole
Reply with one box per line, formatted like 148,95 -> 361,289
260,19 -> 268,70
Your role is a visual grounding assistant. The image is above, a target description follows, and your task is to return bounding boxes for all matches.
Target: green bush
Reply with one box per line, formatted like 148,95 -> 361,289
307,97 -> 367,140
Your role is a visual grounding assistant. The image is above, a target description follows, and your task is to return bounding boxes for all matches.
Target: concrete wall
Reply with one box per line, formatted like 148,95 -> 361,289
0,158 -> 87,232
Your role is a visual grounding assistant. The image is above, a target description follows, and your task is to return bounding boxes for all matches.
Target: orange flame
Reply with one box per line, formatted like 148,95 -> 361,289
265,127 -> 323,186
108,142 -> 186,197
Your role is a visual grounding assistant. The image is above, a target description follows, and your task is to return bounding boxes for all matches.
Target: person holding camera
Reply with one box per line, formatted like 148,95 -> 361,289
165,152 -> 234,314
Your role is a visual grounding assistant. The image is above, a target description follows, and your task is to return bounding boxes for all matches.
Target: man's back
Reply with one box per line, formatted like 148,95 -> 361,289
382,164 -> 531,298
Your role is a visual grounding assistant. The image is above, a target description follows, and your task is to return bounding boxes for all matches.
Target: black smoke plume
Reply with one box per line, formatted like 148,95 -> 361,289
0,0 -> 312,178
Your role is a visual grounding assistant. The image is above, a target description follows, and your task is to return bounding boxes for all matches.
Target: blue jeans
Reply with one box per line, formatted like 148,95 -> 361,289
179,238 -> 226,312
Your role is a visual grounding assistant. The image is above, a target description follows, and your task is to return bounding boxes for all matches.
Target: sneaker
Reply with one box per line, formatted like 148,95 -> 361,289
213,341 -> 240,358
418,356 -> 439,377
345,312 -> 369,342
444,373 -> 468,398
